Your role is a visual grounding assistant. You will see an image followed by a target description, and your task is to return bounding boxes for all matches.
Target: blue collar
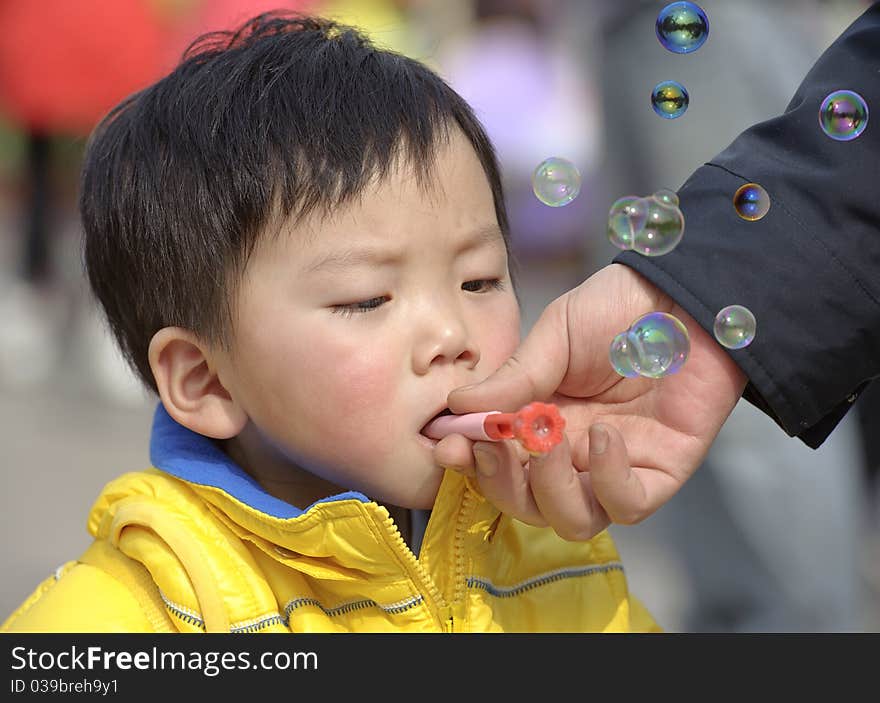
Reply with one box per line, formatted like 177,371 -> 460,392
149,403 -> 369,519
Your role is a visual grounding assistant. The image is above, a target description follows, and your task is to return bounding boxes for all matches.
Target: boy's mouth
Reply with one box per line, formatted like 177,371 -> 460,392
420,407 -> 453,436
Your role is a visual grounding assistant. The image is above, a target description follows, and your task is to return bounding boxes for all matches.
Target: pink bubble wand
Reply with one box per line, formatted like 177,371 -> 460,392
422,401 -> 565,455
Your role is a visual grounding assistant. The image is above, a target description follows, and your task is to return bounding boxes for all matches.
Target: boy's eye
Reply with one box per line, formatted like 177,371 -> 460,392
331,296 -> 388,317
462,278 -> 505,293
331,280 -> 504,318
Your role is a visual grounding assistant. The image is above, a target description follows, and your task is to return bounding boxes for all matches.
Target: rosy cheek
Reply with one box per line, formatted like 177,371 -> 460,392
296,337 -> 399,449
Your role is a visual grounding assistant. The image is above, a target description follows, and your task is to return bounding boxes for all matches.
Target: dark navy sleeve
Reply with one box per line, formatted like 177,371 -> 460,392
614,2 -> 880,448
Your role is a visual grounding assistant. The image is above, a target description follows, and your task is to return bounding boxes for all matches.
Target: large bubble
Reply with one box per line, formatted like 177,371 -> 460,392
607,190 -> 684,256
633,196 -> 686,256
610,312 -> 690,379
656,1 -> 709,54
532,157 -> 582,207
819,89 -> 868,141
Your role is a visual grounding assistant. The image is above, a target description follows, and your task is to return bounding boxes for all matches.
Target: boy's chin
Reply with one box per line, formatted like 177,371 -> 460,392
375,473 -> 443,511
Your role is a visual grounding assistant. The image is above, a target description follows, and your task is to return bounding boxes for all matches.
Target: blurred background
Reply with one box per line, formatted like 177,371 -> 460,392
1,0 -> 879,631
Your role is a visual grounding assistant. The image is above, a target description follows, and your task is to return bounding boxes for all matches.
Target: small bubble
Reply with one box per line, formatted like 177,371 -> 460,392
733,183 -> 770,221
607,196 -> 642,250
819,89 -> 868,141
713,305 -> 756,349
656,2 -> 709,54
532,157 -> 582,207
652,189 -> 679,207
609,331 -> 641,378
652,80 -> 689,119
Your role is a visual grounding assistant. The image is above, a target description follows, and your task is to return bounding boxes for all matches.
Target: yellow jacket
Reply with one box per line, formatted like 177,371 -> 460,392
2,405 -> 660,633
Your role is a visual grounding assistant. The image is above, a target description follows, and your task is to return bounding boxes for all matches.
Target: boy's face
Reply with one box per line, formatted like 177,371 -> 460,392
217,130 -> 521,509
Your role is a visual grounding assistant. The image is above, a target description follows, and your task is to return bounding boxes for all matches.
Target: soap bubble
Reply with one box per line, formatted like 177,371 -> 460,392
609,331 -> 641,378
656,1 -> 709,54
733,183 -> 770,221
652,188 -> 679,207
713,305 -> 756,349
610,312 -> 690,379
607,192 -> 685,255
532,157 -> 582,207
627,312 -> 690,378
633,196 -> 685,256
819,89 -> 868,141
607,196 -> 643,250
651,80 -> 689,119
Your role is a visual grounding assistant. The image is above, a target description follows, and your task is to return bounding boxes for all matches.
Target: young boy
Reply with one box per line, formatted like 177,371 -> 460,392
2,12 -> 658,633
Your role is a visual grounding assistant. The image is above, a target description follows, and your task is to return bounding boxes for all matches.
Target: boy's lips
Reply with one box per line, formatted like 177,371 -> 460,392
420,407 -> 454,436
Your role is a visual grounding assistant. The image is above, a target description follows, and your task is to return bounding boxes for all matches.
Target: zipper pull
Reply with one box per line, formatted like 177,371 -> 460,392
440,605 -> 454,632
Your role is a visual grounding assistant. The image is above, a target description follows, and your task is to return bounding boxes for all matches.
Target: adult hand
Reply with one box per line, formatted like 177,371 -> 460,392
434,263 -> 747,540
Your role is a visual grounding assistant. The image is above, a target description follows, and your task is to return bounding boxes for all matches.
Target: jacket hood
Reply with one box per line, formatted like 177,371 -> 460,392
147,403 -> 371,519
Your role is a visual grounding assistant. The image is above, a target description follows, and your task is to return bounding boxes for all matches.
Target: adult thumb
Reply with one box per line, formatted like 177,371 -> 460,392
448,294 -> 569,413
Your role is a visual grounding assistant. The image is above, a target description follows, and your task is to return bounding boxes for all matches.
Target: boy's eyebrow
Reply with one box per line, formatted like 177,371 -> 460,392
304,224 -> 504,273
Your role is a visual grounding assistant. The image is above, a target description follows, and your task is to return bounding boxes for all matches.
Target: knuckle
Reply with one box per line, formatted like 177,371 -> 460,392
503,355 -> 540,400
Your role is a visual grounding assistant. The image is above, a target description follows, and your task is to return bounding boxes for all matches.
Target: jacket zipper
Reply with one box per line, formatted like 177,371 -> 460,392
380,487 -> 478,633
449,488 -> 477,631
382,514 -> 449,630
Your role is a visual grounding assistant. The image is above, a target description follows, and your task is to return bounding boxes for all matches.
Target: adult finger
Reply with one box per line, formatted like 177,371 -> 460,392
447,295 -> 569,414
528,433 -> 610,541
432,433 -> 477,478
472,441 -> 547,527
585,423 -> 652,525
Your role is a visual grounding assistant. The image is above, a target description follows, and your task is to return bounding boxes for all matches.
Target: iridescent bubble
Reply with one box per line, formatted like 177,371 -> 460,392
633,197 -> 685,256
532,157 -> 582,207
609,331 -> 641,378
607,198 -> 636,250
656,2 -> 709,54
819,89 -> 868,141
627,312 -> 690,378
651,80 -> 689,119
624,196 -> 648,234
713,305 -> 756,349
733,183 -> 770,221
606,195 -> 642,250
652,188 -> 679,207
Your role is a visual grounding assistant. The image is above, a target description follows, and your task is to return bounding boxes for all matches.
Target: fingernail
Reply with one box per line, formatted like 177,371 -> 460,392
474,449 -> 498,477
590,425 -> 609,455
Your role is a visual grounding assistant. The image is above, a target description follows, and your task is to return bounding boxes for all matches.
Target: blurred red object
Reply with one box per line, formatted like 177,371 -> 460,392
165,0 -> 318,63
0,0 -> 180,136
0,1 -> 322,137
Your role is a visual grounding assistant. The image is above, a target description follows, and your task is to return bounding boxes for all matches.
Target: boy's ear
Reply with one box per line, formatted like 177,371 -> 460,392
148,327 -> 247,439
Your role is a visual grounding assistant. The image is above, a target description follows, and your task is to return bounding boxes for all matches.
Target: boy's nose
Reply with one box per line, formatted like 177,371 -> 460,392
412,313 -> 480,375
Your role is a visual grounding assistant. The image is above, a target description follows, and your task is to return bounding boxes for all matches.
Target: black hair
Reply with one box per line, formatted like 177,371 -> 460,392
80,11 -> 513,394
